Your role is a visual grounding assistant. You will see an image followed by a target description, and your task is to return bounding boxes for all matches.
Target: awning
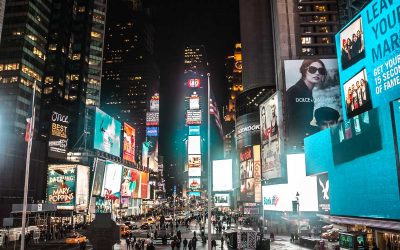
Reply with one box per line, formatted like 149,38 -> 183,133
329,216 -> 400,231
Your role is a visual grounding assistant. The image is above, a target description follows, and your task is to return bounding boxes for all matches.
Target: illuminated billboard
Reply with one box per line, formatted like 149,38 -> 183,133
48,109 -> 69,159
262,154 -> 318,211
188,155 -> 201,176
92,160 -> 106,197
188,191 -> 201,197
121,167 -> 140,198
336,0 -> 400,118
95,197 -> 112,214
284,59 -> 341,148
75,165 -> 89,212
190,95 -> 200,110
101,162 -> 123,200
188,125 -> 200,136
259,92 -> 284,180
187,78 -> 200,88
150,93 -> 160,112
123,123 -> 135,163
142,142 -> 149,169
146,112 -> 159,126
146,127 -> 158,137
47,165 -> 76,210
239,145 -> 261,202
186,110 -> 202,125
212,159 -> 232,191
317,173 -> 330,214
94,108 -> 121,157
188,177 -> 201,190
140,172 -> 149,199
214,194 -> 230,207
188,136 -> 201,155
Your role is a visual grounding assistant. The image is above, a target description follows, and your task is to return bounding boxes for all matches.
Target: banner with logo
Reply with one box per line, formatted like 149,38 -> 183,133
47,165 -> 76,210
260,92 -> 283,180
48,109 -> 69,159
317,173 -> 330,214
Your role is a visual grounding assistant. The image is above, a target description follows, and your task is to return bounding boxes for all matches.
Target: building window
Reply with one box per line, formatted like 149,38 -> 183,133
70,74 -> 80,81
44,87 -> 53,94
45,76 -> 54,85
21,65 -> 41,81
91,31 -> 102,39
301,37 -> 312,45
49,44 -> 57,51
72,53 -> 81,60
33,47 -> 45,60
78,6 -> 86,12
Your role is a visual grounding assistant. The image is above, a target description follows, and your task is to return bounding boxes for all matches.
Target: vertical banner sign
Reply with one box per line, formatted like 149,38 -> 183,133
47,165 -> 76,210
140,172 -> 149,199
48,110 -> 69,159
253,145 -> 262,203
335,0 -> 400,119
123,123 -> 136,163
239,146 -> 255,202
75,165 -> 90,212
259,92 -> 283,180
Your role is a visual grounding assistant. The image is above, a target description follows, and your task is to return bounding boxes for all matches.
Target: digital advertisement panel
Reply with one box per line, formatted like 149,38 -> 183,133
188,136 -> 201,155
284,59 -> 342,148
146,112 -> 159,126
95,197 -> 112,214
212,159 -> 232,191
142,142 -> 149,169
101,162 -> 123,200
121,167 -> 140,198
317,173 -> 330,214
123,123 -> 136,163
48,109 -> 69,159
188,177 -> 201,190
75,165 -> 89,212
94,108 -> 121,157
190,95 -> 200,110
262,154 -> 318,211
188,125 -> 200,136
188,154 -> 201,176
253,145 -> 262,203
260,92 -> 284,180
146,137 -> 158,172
92,160 -> 106,197
186,110 -> 202,125
47,165 -> 76,209
140,172 -> 149,199
214,194 -> 230,206
146,127 -> 158,137
150,93 -> 160,112
240,146 -> 255,202
335,0 -> 400,119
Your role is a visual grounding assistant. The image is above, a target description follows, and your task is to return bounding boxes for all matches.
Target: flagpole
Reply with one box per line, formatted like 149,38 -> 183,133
207,73 -> 212,250
20,80 -> 36,250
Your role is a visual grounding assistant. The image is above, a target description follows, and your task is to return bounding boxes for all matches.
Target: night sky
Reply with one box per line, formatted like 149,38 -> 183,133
144,0 -> 240,175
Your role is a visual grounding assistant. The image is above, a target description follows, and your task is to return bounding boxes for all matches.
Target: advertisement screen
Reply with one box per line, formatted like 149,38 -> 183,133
188,78 -> 200,88
95,197 -> 112,214
331,108 -> 382,165
140,172 -> 149,199
142,142 -> 149,169
188,191 -> 201,197
336,0 -> 400,117
214,194 -> 230,206
123,123 -> 136,163
48,109 -> 69,159
75,165 -> 89,212
260,92 -> 284,180
188,154 -> 201,176
121,167 -> 140,198
188,126 -> 200,136
188,177 -> 201,190
284,59 -> 341,148
146,127 -> 158,137
146,112 -> 159,126
150,93 -> 160,112
101,162 -> 123,200
190,96 -> 200,110
94,108 -> 121,157
47,165 -> 76,210
317,173 -> 330,214
342,69 -> 372,118
188,136 -> 201,155
240,146 -> 255,202
146,137 -> 158,172
186,110 -> 202,125
92,160 -> 106,197
212,159 -> 232,191
262,154 -> 318,211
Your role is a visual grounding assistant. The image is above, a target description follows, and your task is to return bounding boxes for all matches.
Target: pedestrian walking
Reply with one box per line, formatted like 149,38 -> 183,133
221,236 -> 224,249
183,238 -> 188,250
188,240 -> 193,250
126,237 -> 131,249
211,239 -> 217,249
171,239 -> 176,250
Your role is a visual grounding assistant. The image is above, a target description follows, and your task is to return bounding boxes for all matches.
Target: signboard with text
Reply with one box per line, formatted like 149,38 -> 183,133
146,112 -> 159,126
47,165 -> 76,210
186,110 -> 202,125
48,109 -> 69,159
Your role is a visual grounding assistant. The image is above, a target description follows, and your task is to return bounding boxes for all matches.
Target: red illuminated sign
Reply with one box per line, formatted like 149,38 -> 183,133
187,78 -> 200,88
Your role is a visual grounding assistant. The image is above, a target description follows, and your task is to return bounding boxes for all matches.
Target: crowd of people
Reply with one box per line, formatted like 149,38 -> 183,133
341,30 -> 364,65
345,78 -> 369,113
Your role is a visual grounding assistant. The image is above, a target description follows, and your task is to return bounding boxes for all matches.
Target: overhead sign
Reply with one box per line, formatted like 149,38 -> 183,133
259,92 -> 284,180
47,165 -> 76,210
94,108 -> 121,157
212,159 -> 232,191
187,78 -> 201,88
186,110 -> 202,125
123,123 -> 135,163
146,112 -> 159,126
335,0 -> 400,119
48,109 -> 69,159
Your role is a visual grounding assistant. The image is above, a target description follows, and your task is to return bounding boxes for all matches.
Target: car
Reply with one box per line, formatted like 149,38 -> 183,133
65,234 -> 87,245
164,215 -> 173,222
147,217 -> 155,224
321,230 -> 340,241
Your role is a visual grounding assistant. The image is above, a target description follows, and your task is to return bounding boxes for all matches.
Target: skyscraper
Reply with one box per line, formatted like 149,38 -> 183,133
101,0 -> 160,162
0,0 -> 5,44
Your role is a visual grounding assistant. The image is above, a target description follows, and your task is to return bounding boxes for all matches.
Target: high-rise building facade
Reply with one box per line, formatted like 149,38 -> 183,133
0,0 -> 5,44
101,0 -> 160,163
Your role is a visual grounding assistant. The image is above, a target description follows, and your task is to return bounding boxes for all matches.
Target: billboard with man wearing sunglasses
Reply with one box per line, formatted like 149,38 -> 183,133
284,59 -> 342,149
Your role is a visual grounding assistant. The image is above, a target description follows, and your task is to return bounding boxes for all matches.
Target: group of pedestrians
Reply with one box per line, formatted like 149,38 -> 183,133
125,235 -> 155,250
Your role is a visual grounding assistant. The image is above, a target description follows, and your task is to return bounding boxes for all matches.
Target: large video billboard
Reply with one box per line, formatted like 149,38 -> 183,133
123,123 -> 136,163
47,165 -> 76,210
92,160 -> 106,197
260,92 -> 284,180
101,162 -> 123,200
214,194 -> 230,207
75,165 -> 89,212
240,146 -> 261,202
284,59 -> 341,148
336,0 -> 400,118
262,154 -> 318,211
48,109 -> 69,159
146,137 -> 158,172
121,167 -> 141,198
140,172 -> 149,199
94,108 -> 121,157
212,159 -> 232,191
188,155 -> 201,176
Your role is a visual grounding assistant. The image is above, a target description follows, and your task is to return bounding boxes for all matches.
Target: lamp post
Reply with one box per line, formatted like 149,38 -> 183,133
207,73 -> 212,250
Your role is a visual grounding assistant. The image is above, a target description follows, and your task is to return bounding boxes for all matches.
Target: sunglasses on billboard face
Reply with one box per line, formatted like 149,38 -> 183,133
307,66 -> 326,75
